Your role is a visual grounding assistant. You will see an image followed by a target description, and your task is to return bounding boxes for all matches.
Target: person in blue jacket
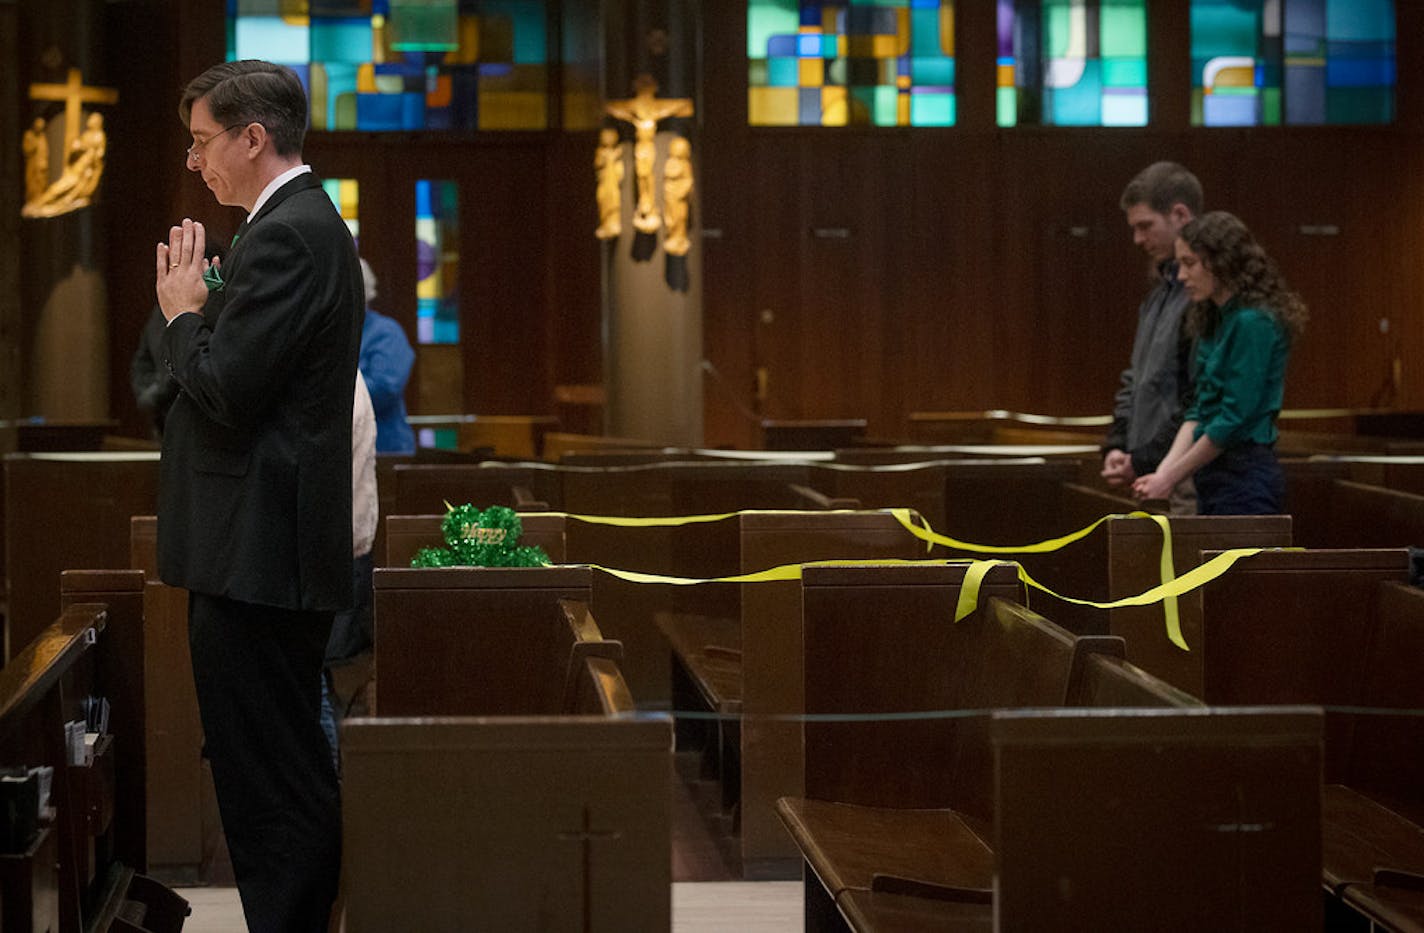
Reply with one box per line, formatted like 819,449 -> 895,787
358,257 -> 416,454
1133,211 -> 1308,515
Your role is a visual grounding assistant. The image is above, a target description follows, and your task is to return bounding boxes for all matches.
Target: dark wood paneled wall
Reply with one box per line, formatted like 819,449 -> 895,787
699,2 -> 1424,448
70,2 -> 1424,447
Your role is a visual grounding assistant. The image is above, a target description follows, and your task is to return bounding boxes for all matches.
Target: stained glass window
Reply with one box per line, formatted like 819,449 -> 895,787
321,177 -> 360,241
1190,0 -> 1395,126
997,0 -> 1148,126
226,0 -> 549,131
747,0 -> 957,127
416,179 -> 459,345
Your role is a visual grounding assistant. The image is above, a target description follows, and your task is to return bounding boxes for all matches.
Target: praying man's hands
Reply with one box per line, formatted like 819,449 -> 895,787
156,218 -> 211,323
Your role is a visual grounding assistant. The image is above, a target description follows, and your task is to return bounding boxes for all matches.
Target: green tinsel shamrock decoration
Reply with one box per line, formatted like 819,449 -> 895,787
409,502 -> 551,568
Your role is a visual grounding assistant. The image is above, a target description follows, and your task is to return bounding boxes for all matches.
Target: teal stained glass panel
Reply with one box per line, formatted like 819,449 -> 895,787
998,0 -> 1148,127
226,0 -> 550,130
747,0 -> 956,127
1191,0 -> 1395,125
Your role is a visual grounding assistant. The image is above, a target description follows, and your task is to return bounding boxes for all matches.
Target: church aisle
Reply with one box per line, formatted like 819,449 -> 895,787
181,881 -> 803,931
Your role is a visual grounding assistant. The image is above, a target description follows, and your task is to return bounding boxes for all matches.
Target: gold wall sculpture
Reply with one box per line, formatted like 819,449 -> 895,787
603,75 -> 692,234
661,136 -> 693,257
594,127 -> 623,239
22,68 -> 119,219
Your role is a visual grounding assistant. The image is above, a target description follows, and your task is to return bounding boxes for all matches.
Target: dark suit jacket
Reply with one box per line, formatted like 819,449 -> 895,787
159,173 -> 363,611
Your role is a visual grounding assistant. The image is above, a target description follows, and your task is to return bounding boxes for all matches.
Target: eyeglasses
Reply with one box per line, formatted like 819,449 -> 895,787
185,124 -> 246,164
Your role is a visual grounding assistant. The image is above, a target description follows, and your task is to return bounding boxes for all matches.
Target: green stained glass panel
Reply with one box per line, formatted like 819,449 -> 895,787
748,0 -> 956,127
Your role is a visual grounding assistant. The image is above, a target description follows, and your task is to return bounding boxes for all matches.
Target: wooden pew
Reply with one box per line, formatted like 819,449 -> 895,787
0,597 -> 188,933
1323,480 -> 1424,549
828,707 -> 1323,933
1281,457 -> 1352,548
372,565 -> 597,716
373,449 -> 489,573
1197,548 -> 1424,929
352,564 -> 671,931
659,511 -> 924,879
1014,481 -> 1139,636
340,715 -> 669,933
386,462 -> 563,516
807,461 -> 948,532
905,410 -> 1106,447
761,419 -> 866,451
1197,548 -> 1409,784
405,414 -> 558,459
1104,514 -> 1293,695
1310,454 -> 1424,496
3,453 -> 160,662
1281,462 -> 1424,549
784,593 -> 1235,931
564,461 -> 858,705
128,517 -> 214,885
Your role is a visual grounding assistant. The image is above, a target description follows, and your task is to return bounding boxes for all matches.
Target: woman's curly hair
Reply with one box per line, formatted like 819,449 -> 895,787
1179,211 -> 1308,342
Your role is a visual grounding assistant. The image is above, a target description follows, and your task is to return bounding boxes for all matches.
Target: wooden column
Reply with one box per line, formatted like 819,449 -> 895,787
600,0 -> 703,445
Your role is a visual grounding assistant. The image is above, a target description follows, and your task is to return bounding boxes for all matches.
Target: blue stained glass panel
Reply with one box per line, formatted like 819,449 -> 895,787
227,1 -> 550,129
415,179 -> 459,346
1191,0 -> 1395,125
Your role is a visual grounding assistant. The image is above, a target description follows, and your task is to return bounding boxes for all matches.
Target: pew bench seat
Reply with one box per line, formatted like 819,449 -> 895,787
658,612 -> 743,715
1324,783 -> 1424,932
1323,783 -> 1424,894
775,799 -> 992,900
1342,880 -> 1424,932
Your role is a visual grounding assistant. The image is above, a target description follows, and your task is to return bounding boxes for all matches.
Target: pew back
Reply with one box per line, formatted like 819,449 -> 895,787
1106,514 -> 1293,695
372,566 -> 593,716
3,453 -> 160,661
1198,548 -> 1409,783
800,566 -> 1026,815
1343,581 -> 1424,825
128,517 -> 211,884
340,716 -> 671,933
992,707 -> 1323,932
388,463 -> 562,517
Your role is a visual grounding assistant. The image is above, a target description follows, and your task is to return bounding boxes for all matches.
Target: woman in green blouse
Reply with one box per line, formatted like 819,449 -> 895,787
1132,211 -> 1308,514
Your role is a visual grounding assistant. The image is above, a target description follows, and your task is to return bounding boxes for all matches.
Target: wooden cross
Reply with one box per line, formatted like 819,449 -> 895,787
557,805 -> 622,932
29,68 -> 119,157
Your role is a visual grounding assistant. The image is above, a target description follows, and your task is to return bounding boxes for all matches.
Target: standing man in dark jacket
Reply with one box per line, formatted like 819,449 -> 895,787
155,59 -> 361,932
1101,161 -> 1203,514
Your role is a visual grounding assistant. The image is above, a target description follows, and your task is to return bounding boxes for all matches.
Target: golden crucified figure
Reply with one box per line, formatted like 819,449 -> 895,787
603,75 -> 693,235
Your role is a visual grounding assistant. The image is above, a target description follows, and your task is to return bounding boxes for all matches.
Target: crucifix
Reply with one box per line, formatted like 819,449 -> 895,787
29,67 -> 119,160
557,804 -> 622,932
604,75 -> 693,234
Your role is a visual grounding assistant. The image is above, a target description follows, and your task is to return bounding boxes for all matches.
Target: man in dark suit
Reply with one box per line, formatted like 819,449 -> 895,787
155,60 -> 361,932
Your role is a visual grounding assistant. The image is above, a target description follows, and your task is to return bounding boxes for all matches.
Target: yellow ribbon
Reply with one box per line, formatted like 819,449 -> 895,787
887,508 -> 1180,648
576,545 -> 1266,651
511,506 -> 1262,650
